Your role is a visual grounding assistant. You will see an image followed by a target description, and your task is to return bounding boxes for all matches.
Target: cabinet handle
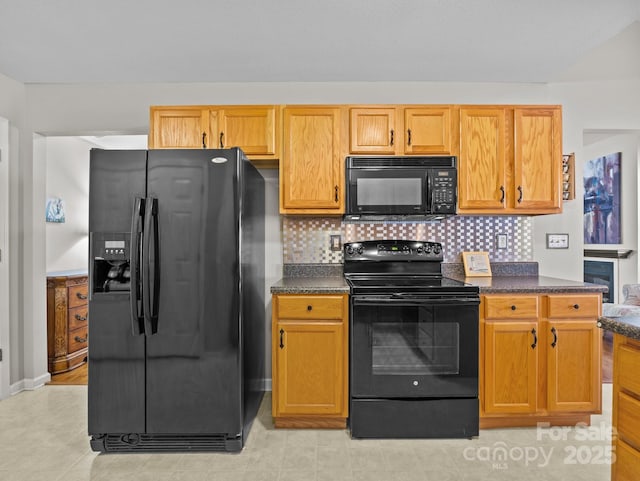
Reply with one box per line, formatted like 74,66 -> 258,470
517,186 -> 523,203
202,132 -> 206,148
76,292 -> 88,300
531,328 -> 537,349
390,129 -> 394,146
551,326 -> 558,348
74,335 -> 87,344
511,305 -> 517,311
407,129 -> 412,146
279,328 -> 284,349
499,185 -> 505,203
573,304 -> 580,310
74,314 -> 87,321
219,132 -> 224,148
335,185 -> 339,203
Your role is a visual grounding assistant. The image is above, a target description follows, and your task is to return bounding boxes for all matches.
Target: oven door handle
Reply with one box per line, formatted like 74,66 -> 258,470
352,295 -> 480,306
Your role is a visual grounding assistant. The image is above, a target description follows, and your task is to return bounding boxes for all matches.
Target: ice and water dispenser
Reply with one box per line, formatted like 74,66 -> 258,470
91,233 -> 131,293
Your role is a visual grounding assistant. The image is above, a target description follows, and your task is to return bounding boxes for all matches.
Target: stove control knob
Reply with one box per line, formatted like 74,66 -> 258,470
346,245 -> 355,256
356,246 -> 365,255
424,244 -> 432,254
433,245 -> 441,255
416,245 -> 424,255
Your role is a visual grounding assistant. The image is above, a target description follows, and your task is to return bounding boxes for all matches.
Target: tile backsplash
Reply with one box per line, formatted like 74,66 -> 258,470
282,216 -> 533,264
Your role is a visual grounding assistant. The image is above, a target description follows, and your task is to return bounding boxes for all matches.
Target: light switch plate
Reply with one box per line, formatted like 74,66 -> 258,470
496,234 -> 507,249
546,233 -> 569,249
330,234 -> 342,251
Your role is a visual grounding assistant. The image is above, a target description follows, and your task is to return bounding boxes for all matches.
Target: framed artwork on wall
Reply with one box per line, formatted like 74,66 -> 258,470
584,152 -> 621,244
46,197 -> 66,223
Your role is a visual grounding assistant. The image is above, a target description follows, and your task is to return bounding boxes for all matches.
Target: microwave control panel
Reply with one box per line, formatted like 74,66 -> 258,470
430,169 -> 457,213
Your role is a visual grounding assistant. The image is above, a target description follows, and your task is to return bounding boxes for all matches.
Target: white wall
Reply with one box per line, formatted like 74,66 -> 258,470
45,137 -> 92,273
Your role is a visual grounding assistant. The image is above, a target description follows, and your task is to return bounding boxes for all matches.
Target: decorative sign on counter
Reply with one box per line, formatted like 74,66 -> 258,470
462,251 -> 492,277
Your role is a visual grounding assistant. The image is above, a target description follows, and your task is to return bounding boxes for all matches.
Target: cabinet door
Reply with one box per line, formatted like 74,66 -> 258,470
546,320 -> 601,413
458,108 -> 507,212
404,107 -> 453,154
484,320 -> 539,414
274,321 -> 346,416
281,107 -> 343,213
513,107 -> 562,212
349,107 -> 396,154
149,107 -> 208,149
219,106 -> 278,157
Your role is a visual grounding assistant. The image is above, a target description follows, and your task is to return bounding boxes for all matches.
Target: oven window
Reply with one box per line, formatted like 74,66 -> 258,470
357,178 -> 422,206
370,306 -> 459,376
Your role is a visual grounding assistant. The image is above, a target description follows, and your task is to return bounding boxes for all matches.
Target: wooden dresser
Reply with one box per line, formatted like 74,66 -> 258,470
46,272 -> 89,374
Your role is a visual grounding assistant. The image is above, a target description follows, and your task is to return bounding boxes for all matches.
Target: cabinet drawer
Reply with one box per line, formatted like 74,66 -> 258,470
68,327 -> 88,353
547,294 -> 600,318
277,295 -> 345,320
68,306 -> 89,331
618,391 -> 640,450
619,344 -> 640,395
484,296 -> 539,319
68,284 -> 88,308
615,439 -> 640,481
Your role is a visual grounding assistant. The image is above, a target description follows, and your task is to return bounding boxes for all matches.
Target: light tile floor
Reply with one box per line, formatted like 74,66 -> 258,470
0,386 -> 613,480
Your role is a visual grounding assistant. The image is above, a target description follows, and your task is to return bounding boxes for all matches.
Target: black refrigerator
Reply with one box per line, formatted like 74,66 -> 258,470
87,148 -> 265,453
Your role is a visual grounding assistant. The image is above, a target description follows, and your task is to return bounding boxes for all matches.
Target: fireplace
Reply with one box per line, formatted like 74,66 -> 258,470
584,258 -> 616,303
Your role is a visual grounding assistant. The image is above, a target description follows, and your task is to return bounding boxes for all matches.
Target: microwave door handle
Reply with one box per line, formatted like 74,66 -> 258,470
426,172 -> 432,211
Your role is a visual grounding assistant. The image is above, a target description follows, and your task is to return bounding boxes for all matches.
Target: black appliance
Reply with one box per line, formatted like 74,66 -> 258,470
88,148 -> 265,453
344,156 -> 457,220
344,240 -> 480,439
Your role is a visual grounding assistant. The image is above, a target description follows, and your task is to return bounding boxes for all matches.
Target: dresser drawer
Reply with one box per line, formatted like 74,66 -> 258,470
68,284 -> 89,308
68,327 -> 88,353
68,306 -> 89,331
484,296 -> 539,320
276,295 -> 345,320
547,294 -> 600,318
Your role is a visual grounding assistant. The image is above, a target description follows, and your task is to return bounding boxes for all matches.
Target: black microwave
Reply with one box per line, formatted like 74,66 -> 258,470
345,156 -> 457,220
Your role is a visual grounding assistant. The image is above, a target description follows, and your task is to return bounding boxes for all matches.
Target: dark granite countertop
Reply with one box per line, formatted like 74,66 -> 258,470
447,275 -> 609,294
270,276 -> 350,294
598,316 -> 640,341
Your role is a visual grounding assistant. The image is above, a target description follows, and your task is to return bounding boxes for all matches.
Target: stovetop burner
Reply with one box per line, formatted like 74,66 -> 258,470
344,240 -> 478,295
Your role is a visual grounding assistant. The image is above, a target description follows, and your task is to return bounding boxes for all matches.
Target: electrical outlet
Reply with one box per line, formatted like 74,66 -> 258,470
496,234 -> 507,249
330,234 -> 342,251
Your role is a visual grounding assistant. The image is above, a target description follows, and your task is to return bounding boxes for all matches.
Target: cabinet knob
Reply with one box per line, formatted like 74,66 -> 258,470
573,304 -> 580,310
75,314 -> 87,321
76,292 -> 87,300
307,305 -> 313,311
511,305 -> 517,310
74,335 -> 87,344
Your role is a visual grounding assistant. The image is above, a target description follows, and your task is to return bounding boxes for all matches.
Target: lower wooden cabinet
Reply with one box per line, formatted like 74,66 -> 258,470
480,293 -> 602,428
271,293 -> 349,428
46,273 -> 89,374
611,335 -> 640,480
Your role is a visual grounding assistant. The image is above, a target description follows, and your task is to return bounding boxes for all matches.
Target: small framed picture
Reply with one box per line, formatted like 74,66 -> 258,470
462,251 -> 492,277
546,233 -> 569,249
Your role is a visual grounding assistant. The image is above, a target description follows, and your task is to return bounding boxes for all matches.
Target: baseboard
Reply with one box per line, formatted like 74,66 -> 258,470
10,372 -> 51,395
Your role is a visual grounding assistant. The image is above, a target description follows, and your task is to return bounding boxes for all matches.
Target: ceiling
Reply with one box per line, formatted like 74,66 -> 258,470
1,0 -> 639,84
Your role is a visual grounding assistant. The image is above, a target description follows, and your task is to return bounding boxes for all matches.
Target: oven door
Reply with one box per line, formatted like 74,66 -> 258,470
350,294 -> 479,399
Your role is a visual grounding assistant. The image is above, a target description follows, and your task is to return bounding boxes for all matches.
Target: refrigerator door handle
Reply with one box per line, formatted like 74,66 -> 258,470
129,196 -> 145,335
142,196 -> 160,334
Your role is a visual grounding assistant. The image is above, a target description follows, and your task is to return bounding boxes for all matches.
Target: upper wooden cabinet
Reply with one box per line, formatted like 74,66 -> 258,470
280,106 -> 344,214
149,105 -> 280,163
458,105 -> 562,215
348,106 -> 457,156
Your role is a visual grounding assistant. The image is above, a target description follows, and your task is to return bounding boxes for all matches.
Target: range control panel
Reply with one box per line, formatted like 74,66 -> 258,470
344,240 -> 443,261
